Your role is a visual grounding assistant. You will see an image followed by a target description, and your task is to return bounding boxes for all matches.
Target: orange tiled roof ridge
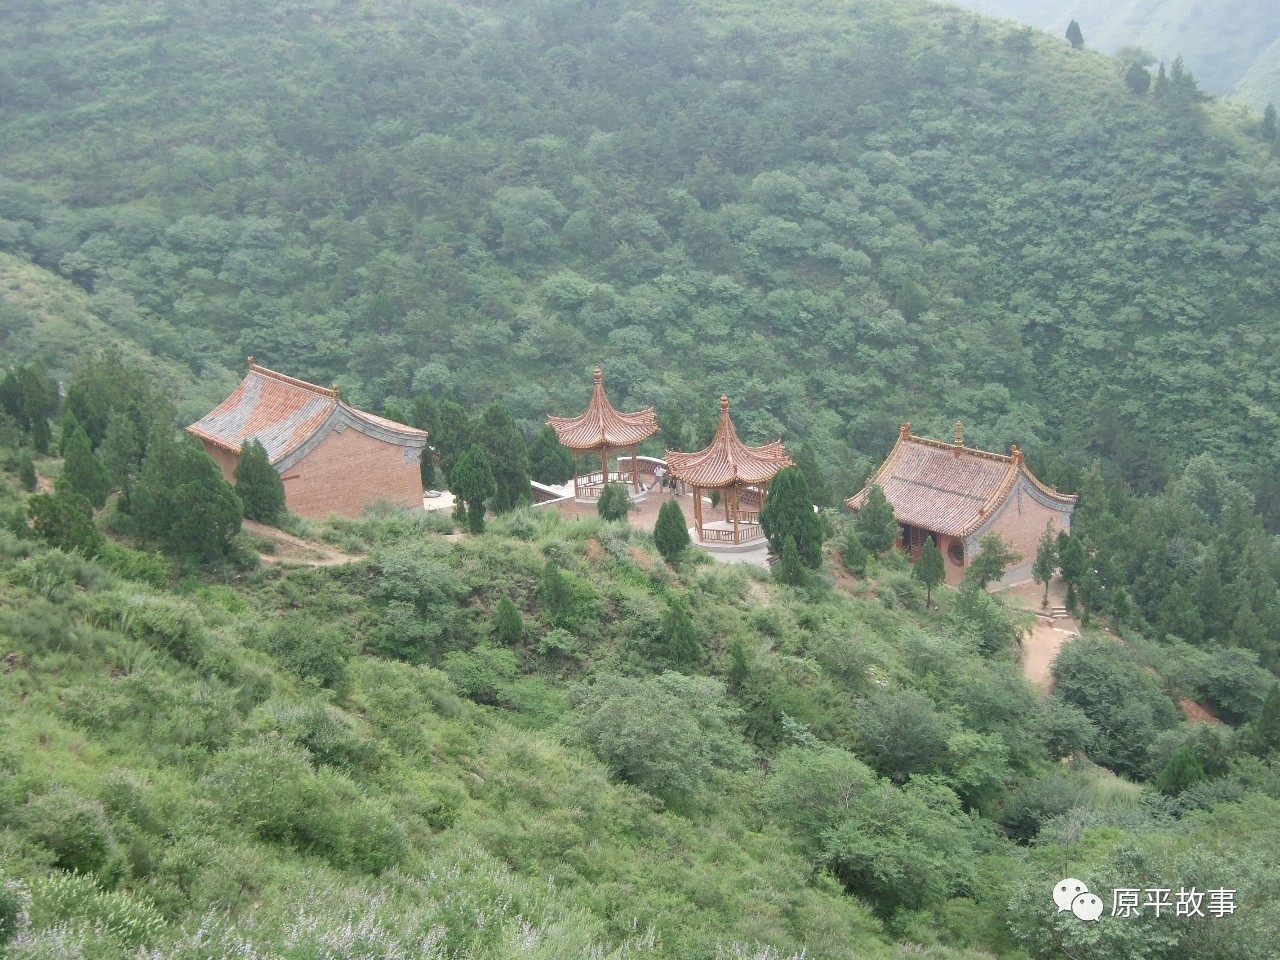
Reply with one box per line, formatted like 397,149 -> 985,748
187,358 -> 425,465
546,367 -> 658,449
664,395 -> 793,487
846,422 -> 1076,538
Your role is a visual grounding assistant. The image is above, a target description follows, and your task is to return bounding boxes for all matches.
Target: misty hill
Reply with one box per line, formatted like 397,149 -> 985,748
942,0 -> 1280,109
2,0 -> 1279,513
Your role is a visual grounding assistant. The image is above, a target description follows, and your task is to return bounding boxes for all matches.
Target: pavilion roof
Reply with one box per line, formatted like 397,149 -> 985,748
546,368 -> 658,450
664,395 -> 793,488
845,423 -> 1077,538
187,358 -> 427,465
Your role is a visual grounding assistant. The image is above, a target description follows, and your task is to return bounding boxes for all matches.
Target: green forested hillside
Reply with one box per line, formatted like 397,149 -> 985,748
2,0 -> 1280,511
941,0 -> 1280,109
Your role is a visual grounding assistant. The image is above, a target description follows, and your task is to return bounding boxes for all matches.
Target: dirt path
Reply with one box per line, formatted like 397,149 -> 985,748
242,519 -> 364,568
995,576 -> 1080,692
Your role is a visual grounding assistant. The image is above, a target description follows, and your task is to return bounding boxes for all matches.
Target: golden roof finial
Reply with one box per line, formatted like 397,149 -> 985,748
593,367 -> 603,383
720,394 -> 729,412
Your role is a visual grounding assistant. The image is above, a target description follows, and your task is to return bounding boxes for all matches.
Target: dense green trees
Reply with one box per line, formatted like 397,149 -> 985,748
2,0 -> 1279,531
474,402 -> 530,513
528,425 -> 574,484
448,445 -> 497,533
233,439 -> 285,524
132,430 -> 243,561
56,425 -> 110,509
853,486 -> 898,556
759,466 -> 823,568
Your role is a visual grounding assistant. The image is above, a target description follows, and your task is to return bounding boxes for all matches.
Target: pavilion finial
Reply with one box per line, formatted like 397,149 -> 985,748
593,367 -> 602,383
720,394 -> 729,413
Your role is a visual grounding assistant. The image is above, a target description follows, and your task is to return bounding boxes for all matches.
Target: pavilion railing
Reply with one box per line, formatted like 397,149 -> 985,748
698,523 -> 763,544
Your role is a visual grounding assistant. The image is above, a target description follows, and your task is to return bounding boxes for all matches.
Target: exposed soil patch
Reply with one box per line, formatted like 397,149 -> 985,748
1178,698 -> 1222,725
996,576 -> 1081,692
242,519 -> 364,568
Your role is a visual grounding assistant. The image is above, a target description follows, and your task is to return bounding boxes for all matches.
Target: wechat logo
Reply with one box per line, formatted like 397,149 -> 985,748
1054,878 -> 1103,922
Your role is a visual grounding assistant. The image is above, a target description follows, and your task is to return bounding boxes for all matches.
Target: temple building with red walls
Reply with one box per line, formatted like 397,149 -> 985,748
187,359 -> 428,520
846,423 -> 1077,586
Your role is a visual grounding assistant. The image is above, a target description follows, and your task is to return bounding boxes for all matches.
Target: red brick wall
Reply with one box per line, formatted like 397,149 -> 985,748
980,479 -> 1072,585
937,533 -> 968,586
201,430 -> 422,520
204,443 -> 239,484
283,427 -> 423,520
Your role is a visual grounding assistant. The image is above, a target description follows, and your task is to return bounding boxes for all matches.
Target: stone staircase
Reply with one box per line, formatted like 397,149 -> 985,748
1036,605 -> 1072,622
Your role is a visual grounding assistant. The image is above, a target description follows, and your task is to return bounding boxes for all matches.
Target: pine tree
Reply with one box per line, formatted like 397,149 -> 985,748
474,403 -> 530,513
539,559 -> 573,628
100,411 -> 143,503
962,532 -> 1022,590
840,527 -> 869,576
854,484 -> 898,555
57,424 -> 111,509
1261,103 -> 1277,144
1065,19 -> 1084,50
913,536 -> 945,605
1033,522 -> 1058,607
494,596 -> 524,645
409,392 -> 440,436
1155,746 -> 1206,797
420,445 -> 437,489
759,466 -> 823,569
59,408 -> 82,457
596,481 -> 632,522
528,425 -> 574,484
790,444 -> 831,508
449,444 -> 496,533
660,595 -> 702,666
234,438 -> 286,523
1158,583 -> 1204,643
1230,601 -> 1266,652
18,451 -> 37,493
653,498 -> 691,563
775,535 -> 806,586
1124,62 -> 1151,96
30,415 -> 51,456
133,429 -> 243,561
27,490 -> 103,556
434,396 -> 472,484
1256,683 -> 1280,755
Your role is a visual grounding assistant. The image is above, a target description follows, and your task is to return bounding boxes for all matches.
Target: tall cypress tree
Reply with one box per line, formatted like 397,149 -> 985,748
1033,522 -> 1059,607
434,396 -> 472,484
854,484 -> 898,555
759,466 -> 823,568
913,537 -> 945,604
134,429 -> 243,560
57,424 -> 111,509
1065,19 -> 1084,50
234,438 -> 286,523
528,425 -> 574,484
449,444 -> 496,533
474,402 -> 530,513
654,498 -> 691,563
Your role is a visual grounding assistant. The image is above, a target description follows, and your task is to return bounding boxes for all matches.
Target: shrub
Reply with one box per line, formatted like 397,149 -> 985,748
441,646 -> 520,705
494,595 -> 524,645
9,549 -> 108,602
233,438 -> 286,523
0,877 -> 25,946
96,541 -> 170,587
596,481 -> 632,522
26,872 -> 165,948
267,615 -> 351,690
653,497 -> 690,562
17,788 -> 124,881
26,490 -> 104,556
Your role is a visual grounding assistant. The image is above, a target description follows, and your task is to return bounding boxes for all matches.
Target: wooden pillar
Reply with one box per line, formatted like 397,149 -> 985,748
573,466 -> 579,498
723,487 -> 730,523
601,447 -> 608,486
732,486 -> 739,543
693,485 -> 703,539
631,444 -> 639,491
